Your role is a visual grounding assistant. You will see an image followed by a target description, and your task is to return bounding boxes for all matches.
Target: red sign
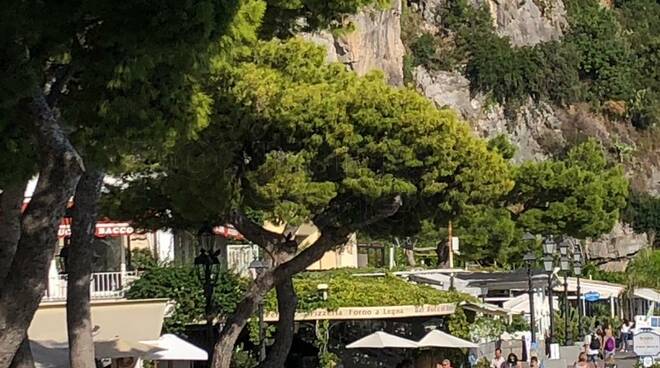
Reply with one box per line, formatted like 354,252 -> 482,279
213,225 -> 244,240
58,223 -> 135,238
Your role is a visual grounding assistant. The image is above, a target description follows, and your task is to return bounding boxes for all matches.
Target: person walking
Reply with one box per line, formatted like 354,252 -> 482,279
575,352 -> 595,368
491,348 -> 506,368
587,330 -> 601,364
620,319 -> 633,352
504,353 -> 521,368
603,328 -> 616,360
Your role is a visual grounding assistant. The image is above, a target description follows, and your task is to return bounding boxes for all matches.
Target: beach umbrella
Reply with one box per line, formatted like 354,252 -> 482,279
347,331 -> 419,349
417,330 -> 478,348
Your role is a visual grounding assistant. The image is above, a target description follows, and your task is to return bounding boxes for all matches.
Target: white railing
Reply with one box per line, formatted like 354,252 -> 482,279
43,271 -> 139,302
227,244 -> 259,277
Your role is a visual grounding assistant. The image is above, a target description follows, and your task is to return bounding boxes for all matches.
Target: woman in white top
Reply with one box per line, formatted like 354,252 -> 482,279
620,319 -> 632,352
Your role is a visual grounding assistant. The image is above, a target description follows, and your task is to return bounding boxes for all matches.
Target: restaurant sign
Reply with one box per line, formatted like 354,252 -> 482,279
264,303 -> 456,322
58,223 -> 135,238
633,331 -> 660,357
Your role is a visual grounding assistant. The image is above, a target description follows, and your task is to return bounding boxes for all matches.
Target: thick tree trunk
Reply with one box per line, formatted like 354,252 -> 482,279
0,91 -> 83,368
0,181 -> 28,284
212,228 -> 351,368
213,197 -> 402,368
67,171 -> 104,368
259,277 -> 297,368
8,339 -> 33,368
213,277 -> 273,368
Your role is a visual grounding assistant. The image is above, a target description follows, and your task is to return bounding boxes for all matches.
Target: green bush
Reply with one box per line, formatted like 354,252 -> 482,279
262,270 -> 475,312
126,266 -> 246,332
130,248 -> 158,270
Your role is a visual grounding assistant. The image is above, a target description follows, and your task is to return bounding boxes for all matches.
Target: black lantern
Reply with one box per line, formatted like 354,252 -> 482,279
573,245 -> 583,340
523,251 -> 537,344
194,225 -> 221,356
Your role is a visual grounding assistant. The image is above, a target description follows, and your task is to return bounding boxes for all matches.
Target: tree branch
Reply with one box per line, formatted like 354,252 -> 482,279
229,210 -> 297,260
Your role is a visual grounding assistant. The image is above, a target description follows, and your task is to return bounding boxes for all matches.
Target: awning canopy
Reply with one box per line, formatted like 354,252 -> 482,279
634,288 -> 660,304
554,278 -> 624,299
461,302 -> 521,316
141,334 -> 208,361
346,331 -> 418,349
29,299 -> 168,343
418,329 -> 478,348
94,338 -> 162,359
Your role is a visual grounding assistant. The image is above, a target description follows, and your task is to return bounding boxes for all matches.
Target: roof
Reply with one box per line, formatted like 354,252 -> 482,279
634,288 -> 660,303
409,270 -> 549,292
29,298 -> 168,343
461,301 -> 522,316
553,278 -> 625,299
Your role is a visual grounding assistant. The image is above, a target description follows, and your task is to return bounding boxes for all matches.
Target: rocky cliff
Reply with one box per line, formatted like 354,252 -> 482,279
305,0 -> 657,270
302,0 -> 406,86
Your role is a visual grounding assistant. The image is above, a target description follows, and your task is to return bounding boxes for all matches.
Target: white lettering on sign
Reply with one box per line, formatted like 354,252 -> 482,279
58,223 -> 135,238
264,303 -> 456,322
633,331 -> 660,357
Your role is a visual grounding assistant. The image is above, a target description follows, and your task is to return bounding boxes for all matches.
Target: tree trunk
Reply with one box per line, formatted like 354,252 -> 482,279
259,277 -> 297,368
213,196 -> 401,368
67,170 -> 104,368
0,181 -> 28,285
0,91 -> 84,368
212,228 -> 351,368
213,277 -> 273,368
8,339 -> 33,368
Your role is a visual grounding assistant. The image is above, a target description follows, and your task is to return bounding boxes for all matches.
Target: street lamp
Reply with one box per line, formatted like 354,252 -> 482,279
194,225 -> 221,355
559,239 -> 573,346
573,246 -> 583,341
523,251 -> 537,344
249,259 -> 268,362
542,236 -> 556,347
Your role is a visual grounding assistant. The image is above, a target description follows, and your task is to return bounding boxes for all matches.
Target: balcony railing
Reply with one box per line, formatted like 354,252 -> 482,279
43,271 -> 139,302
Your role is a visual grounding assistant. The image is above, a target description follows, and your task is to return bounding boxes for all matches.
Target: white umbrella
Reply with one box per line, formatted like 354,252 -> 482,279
346,331 -> 419,349
418,330 -> 478,348
140,334 -> 208,361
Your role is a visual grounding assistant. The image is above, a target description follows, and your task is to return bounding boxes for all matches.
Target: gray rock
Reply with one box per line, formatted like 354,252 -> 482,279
301,0 -> 405,86
476,0 -> 568,46
413,66 -> 482,118
585,222 -> 649,272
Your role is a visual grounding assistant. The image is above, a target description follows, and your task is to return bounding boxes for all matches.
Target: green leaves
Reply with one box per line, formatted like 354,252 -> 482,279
261,270 -> 475,312
510,140 -> 628,238
126,266 -> 247,332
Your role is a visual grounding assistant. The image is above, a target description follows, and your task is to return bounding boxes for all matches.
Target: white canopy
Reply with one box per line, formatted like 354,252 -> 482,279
634,288 -> 660,304
140,334 -> 208,361
417,329 -> 478,348
346,331 -> 419,349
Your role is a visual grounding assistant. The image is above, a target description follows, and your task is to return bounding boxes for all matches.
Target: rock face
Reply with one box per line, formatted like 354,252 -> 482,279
415,0 -> 567,46
585,223 -> 649,272
476,0 -> 568,46
302,0 -> 405,85
413,66 -> 562,162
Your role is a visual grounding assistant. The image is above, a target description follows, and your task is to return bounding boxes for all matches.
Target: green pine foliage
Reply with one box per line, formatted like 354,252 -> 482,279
624,192 -> 660,244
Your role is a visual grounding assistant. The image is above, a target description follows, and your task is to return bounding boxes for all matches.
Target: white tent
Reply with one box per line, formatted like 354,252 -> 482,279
417,329 -> 478,348
634,288 -> 660,304
346,331 -> 419,349
140,334 -> 208,361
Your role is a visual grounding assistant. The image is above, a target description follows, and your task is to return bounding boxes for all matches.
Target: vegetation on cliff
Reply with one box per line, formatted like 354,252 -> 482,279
404,0 -> 660,128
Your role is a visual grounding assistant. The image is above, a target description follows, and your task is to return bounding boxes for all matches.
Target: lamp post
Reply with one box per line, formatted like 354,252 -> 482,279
559,240 -> 573,346
249,259 -> 268,362
542,236 -> 557,347
523,251 -> 537,344
193,225 -> 221,356
573,247 -> 583,341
